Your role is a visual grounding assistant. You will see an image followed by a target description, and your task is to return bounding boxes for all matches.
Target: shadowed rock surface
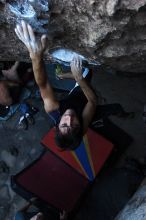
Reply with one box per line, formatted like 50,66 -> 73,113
1,0 -> 146,72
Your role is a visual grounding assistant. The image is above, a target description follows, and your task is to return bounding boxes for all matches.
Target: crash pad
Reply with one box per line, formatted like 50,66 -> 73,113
41,128 -> 114,181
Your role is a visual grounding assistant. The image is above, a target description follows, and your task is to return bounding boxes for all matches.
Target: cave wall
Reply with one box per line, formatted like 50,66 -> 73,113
1,0 -> 146,72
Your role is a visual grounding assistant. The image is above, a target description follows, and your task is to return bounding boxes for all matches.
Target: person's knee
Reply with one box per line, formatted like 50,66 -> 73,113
0,81 -> 12,105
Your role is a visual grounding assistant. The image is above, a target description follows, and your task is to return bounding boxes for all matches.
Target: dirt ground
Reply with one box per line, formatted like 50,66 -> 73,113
0,68 -> 146,219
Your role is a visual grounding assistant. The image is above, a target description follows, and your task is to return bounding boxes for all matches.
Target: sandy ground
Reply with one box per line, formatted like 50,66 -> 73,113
0,69 -> 146,219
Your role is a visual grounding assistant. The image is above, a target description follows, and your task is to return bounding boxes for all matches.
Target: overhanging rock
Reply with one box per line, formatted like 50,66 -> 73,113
1,0 -> 146,73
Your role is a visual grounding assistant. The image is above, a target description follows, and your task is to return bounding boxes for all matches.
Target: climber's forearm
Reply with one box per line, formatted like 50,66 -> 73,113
31,57 -> 48,88
77,78 -> 97,104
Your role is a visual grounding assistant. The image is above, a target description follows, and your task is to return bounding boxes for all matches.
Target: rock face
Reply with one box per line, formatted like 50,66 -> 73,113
115,179 -> 146,220
1,0 -> 146,72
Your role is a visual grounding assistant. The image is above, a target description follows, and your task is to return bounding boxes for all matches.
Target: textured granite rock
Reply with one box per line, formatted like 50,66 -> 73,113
115,179 -> 146,220
1,0 -> 146,72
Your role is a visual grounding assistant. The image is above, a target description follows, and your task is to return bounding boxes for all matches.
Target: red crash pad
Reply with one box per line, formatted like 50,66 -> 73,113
41,128 -> 114,181
14,152 -> 89,212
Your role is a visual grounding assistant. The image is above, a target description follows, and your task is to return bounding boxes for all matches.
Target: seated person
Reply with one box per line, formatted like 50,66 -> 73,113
0,61 -> 33,106
15,21 -> 134,150
0,61 -> 33,118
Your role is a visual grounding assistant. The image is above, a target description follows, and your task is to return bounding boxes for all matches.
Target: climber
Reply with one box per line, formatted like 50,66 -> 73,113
15,21 -> 134,150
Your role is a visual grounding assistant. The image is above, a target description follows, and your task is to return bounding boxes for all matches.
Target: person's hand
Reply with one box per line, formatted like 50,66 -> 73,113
15,20 -> 48,60
60,210 -> 68,220
30,212 -> 44,220
70,56 -> 83,82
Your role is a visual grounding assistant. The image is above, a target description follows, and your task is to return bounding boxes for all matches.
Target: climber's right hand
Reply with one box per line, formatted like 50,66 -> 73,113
15,20 -> 48,60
